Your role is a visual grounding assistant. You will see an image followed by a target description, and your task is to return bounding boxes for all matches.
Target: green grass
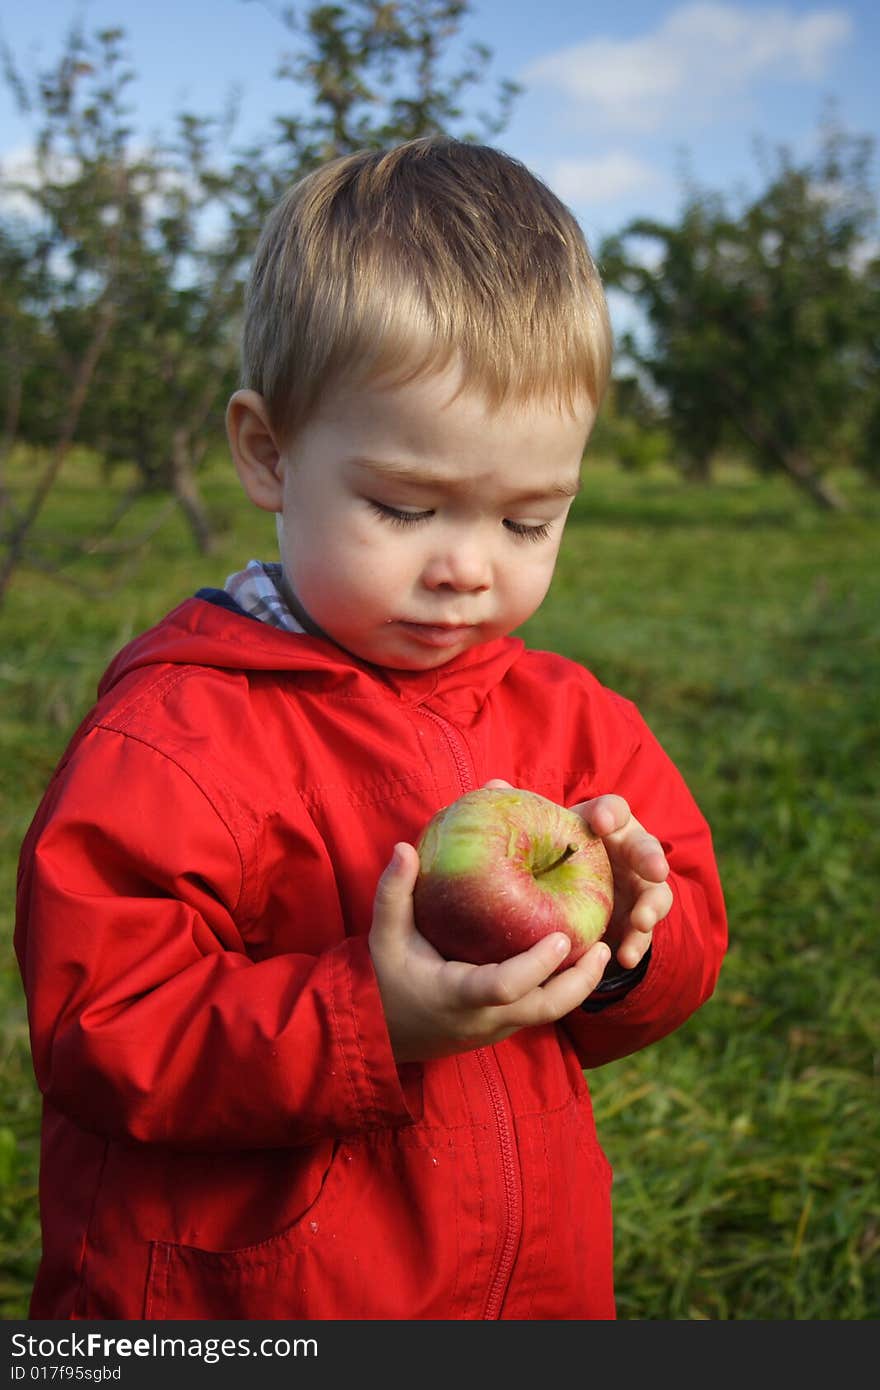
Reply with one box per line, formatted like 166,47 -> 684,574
1,451 -> 878,1319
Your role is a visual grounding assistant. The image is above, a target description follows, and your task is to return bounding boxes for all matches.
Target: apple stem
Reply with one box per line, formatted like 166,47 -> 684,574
536,843 -> 579,876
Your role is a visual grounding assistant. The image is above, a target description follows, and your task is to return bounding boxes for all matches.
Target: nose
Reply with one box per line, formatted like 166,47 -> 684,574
421,532 -> 491,593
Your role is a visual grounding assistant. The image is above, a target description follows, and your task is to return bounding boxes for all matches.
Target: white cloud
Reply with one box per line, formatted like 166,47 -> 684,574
523,3 -> 853,133
545,152 -> 661,205
0,144 -> 77,219
0,140 -> 205,229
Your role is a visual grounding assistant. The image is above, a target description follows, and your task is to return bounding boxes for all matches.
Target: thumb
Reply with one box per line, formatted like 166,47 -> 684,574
371,842 -> 420,938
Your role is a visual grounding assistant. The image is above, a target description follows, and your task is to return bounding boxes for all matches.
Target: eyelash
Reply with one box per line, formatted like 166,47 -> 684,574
368,501 -> 553,543
505,519 -> 553,543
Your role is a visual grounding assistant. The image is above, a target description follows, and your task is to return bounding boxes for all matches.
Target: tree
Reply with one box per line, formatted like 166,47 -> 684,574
601,124 -> 879,508
219,2 -> 518,284
0,2 -> 517,602
0,26 -> 134,594
0,24 -> 239,588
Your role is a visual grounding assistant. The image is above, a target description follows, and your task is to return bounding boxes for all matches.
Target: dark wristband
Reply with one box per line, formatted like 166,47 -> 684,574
580,944 -> 653,1012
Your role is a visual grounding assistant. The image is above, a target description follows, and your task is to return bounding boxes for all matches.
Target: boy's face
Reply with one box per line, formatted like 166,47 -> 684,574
244,365 -> 594,671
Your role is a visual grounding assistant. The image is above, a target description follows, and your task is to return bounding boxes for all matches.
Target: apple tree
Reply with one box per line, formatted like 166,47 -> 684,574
601,124 -> 879,509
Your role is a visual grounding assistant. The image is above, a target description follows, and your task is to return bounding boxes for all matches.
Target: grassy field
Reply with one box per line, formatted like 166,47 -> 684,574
1,450 -> 878,1320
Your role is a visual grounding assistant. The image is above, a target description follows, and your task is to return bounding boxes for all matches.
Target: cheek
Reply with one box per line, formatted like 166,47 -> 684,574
503,552 -> 559,617
508,548 -> 557,591
295,523 -> 404,611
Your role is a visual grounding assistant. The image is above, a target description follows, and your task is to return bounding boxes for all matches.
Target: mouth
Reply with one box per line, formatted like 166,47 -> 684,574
395,620 -> 476,648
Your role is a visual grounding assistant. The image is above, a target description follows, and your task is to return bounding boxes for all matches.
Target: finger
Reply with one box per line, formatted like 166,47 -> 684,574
453,932 -> 572,1009
476,940 -> 614,1036
613,932 -> 652,972
611,881 -> 673,970
628,880 -> 674,932
575,794 -> 630,837
482,777 -> 514,790
527,940 -> 613,1020
370,842 -> 420,941
624,837 -> 670,882
586,805 -> 668,881
573,799 -> 669,884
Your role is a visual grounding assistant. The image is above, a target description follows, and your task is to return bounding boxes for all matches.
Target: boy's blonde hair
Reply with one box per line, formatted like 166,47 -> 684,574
242,136 -> 612,442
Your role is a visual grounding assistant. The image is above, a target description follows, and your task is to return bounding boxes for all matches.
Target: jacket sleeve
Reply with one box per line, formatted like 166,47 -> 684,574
15,726 -> 420,1151
561,688 -> 728,1070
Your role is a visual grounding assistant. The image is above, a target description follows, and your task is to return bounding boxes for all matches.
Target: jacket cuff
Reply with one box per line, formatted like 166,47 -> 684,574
339,934 -> 424,1127
580,945 -> 653,1013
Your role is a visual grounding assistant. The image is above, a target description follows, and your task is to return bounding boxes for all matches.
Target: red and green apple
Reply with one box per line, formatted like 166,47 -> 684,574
413,787 -> 614,969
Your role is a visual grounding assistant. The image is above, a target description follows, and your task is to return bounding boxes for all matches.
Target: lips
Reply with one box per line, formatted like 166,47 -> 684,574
396,621 -> 475,648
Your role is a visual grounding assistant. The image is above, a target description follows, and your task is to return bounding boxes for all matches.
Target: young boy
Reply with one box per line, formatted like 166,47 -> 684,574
15,137 -> 727,1320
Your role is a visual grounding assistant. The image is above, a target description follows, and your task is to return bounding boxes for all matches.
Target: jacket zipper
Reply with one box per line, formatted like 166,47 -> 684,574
416,704 -> 523,1319
476,1048 -> 523,1319
416,705 -> 475,795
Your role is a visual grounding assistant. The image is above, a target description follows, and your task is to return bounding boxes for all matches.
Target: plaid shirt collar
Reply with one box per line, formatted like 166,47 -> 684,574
223,560 -> 306,635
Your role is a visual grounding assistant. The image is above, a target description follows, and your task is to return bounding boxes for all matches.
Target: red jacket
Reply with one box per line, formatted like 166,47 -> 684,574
15,595 -> 726,1320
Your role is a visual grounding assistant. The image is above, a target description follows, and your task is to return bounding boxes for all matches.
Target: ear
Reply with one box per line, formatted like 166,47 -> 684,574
226,389 -> 285,512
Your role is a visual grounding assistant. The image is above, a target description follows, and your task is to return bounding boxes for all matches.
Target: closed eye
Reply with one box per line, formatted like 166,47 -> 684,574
369,500 -> 554,542
504,519 -> 554,542
368,500 -> 433,526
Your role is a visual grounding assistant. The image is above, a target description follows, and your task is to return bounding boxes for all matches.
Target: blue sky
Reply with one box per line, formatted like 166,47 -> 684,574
1,0 -> 876,253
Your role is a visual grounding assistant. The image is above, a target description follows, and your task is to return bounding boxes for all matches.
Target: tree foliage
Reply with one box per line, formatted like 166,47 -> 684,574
601,125 -> 879,508
0,1 -> 516,600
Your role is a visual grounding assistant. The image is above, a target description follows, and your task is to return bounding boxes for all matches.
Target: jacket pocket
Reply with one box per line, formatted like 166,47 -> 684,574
143,1139 -> 349,1320
143,1125 -> 485,1320
515,1095 -> 615,1319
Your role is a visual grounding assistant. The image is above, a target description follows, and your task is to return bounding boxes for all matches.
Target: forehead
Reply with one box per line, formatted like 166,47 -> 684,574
303,366 -> 592,504
315,361 -> 595,447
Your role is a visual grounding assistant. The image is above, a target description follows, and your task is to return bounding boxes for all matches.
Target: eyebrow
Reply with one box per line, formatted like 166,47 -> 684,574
348,457 -> 582,503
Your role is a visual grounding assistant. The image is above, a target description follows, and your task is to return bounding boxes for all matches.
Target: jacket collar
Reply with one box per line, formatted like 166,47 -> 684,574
99,595 -> 525,719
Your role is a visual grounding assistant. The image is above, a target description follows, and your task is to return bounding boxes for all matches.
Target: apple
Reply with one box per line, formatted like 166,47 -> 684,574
412,787 -> 614,968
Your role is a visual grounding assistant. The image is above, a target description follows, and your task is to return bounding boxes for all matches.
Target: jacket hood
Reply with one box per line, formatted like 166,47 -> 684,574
98,594 -> 525,715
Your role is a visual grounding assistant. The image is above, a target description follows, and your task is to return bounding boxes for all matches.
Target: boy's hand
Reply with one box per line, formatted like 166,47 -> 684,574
368,842 -> 612,1064
569,792 -> 673,972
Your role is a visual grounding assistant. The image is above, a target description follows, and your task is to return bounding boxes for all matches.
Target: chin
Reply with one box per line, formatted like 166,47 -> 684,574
382,647 -> 465,672
383,632 -> 479,670
332,622 -> 488,672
